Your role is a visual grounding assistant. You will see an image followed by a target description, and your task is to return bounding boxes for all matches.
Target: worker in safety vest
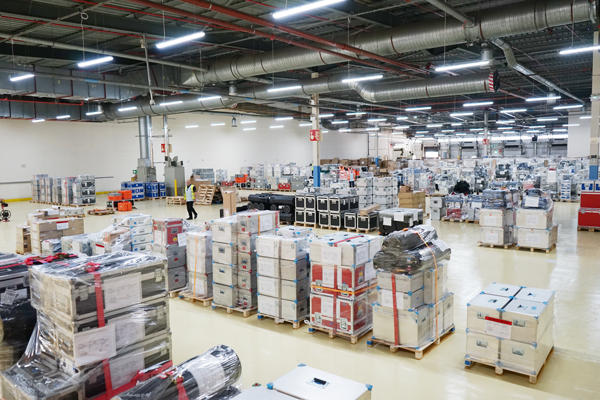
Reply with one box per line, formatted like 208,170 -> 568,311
348,167 -> 355,187
185,180 -> 198,220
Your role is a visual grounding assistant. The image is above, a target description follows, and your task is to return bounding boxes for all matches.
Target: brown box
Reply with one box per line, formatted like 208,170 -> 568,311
30,218 -> 84,233
103,227 -> 130,244
397,192 -> 416,200
16,242 -> 31,254
399,186 -> 411,193
222,190 -> 237,217
31,230 -> 64,243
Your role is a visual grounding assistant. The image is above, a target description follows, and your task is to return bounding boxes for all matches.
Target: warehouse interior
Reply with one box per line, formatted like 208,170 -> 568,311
0,0 -> 599,399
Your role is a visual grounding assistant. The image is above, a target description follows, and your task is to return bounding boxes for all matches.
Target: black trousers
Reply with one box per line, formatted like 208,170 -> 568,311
349,181 -> 355,187
187,201 -> 197,219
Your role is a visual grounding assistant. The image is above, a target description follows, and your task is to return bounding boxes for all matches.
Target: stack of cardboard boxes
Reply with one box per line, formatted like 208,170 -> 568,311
397,189 -> 426,215
29,216 -> 84,255
30,175 -> 46,202
256,227 -> 311,324
61,177 -> 76,205
430,197 -> 445,221
465,283 -> 554,378
357,177 -> 374,209
15,224 -> 30,254
90,214 -> 153,255
308,233 -> 381,339
51,177 -> 63,204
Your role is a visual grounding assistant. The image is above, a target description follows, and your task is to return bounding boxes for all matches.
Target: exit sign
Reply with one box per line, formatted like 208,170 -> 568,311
133,170 -> 137,174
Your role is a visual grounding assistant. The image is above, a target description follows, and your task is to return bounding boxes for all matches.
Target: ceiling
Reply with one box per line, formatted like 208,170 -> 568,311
0,0 -> 596,136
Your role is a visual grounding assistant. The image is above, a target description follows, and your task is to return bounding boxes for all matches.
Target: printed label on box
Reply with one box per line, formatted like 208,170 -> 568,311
484,317 -> 512,339
322,246 -> 342,265
393,212 -> 405,221
47,209 -> 59,216
381,289 -> 404,309
189,354 -> 226,392
383,217 -> 392,226
56,222 -> 69,230
355,244 -> 369,265
364,261 -> 376,281
526,232 -> 540,243
177,233 -> 187,246
259,277 -> 277,297
524,197 -> 540,208
258,239 -> 277,258
1,289 -> 17,306
73,325 -> 117,366
321,266 -> 335,287
109,314 -> 145,349
320,296 -> 334,318
258,258 -> 276,277
485,232 -> 499,244
110,352 -> 146,389
484,216 -> 497,226
472,202 -> 483,209
96,245 -> 106,255
526,215 -> 540,226
103,273 -> 142,312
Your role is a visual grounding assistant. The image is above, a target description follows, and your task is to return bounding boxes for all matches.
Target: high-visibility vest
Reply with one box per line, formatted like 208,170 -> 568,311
186,184 -> 195,201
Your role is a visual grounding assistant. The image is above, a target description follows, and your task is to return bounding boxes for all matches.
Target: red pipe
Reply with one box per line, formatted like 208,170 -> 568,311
175,0 -> 428,75
122,0 -> 421,79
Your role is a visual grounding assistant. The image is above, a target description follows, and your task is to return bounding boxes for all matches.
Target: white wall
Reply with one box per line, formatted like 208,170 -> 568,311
0,113 -> 368,199
567,113 -> 591,157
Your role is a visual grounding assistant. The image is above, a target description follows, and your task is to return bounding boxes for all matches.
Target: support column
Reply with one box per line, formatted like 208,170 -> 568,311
138,116 -> 151,161
590,31 -> 600,179
483,111 -> 489,158
163,115 -> 170,159
311,72 -> 321,187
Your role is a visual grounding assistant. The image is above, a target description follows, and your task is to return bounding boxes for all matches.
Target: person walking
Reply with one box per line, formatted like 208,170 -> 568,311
348,167 -> 355,187
185,179 -> 198,220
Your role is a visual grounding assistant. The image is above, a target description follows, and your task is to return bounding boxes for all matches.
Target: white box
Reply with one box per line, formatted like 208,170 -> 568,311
374,177 -> 393,187
516,208 -> 553,229
211,216 -> 238,243
356,177 -> 373,187
187,231 -> 212,257
276,226 -> 312,238
280,237 -> 308,261
356,187 -> 373,196
213,283 -> 238,307
186,273 -> 212,297
187,254 -> 212,274
377,271 -> 424,293
501,299 -> 553,343
442,293 -> 454,331
466,331 -> 500,364
237,232 -> 257,253
373,304 -> 430,347
258,275 -> 280,298
479,226 -> 513,246
482,282 -> 522,297
213,263 -> 238,286
423,263 -> 447,304
516,225 -> 558,249
377,288 -> 424,311
373,187 -> 392,196
131,225 -> 153,236
237,252 -> 256,272
237,210 -> 277,233
430,198 -> 444,208
237,270 -> 257,290
466,293 -> 511,333
256,235 -> 281,258
131,233 -> 153,246
499,325 -> 554,375
479,209 -> 514,227
212,242 -> 238,265
281,278 -> 309,301
258,295 -> 281,318
282,298 -> 309,321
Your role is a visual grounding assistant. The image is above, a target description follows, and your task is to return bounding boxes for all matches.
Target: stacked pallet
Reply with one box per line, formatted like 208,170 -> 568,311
478,189 -> 518,248
578,180 -> 600,231
515,189 -> 558,252
152,218 -> 187,292
181,230 -> 213,301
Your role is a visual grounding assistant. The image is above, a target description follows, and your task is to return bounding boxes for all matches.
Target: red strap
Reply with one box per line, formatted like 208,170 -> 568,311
89,269 -> 114,399
175,377 -> 190,400
391,274 -> 400,346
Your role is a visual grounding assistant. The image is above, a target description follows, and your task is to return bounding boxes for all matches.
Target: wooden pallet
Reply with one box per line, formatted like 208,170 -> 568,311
367,325 -> 455,360
15,250 -> 30,255
346,227 -> 378,233
145,196 -> 166,201
166,196 -> 186,205
442,217 -> 466,223
178,292 -> 213,306
257,313 -> 306,329
516,243 -> 556,253
196,185 -> 217,205
577,226 -> 600,232
466,219 -> 479,224
477,242 -> 516,250
307,325 -> 372,345
168,289 -> 184,299
211,302 -> 257,318
88,209 -> 115,216
559,199 -> 579,203
465,347 -> 554,384
294,222 -> 316,227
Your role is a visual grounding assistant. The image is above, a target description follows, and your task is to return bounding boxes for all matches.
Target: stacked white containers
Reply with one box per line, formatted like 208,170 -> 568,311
356,177 -> 374,209
72,174 -> 96,205
184,230 -> 213,299
91,214 -> 153,255
515,192 -> 557,250
211,216 -> 241,309
30,174 -> 46,202
479,189 -> 517,247
372,177 -> 398,210
61,177 -> 76,205
52,177 -> 63,204
465,283 -> 555,379
256,226 -> 312,324
308,233 -> 382,338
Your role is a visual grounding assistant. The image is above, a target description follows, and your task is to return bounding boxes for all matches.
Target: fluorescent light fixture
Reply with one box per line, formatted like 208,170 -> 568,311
319,114 -> 334,118
368,118 -> 387,122
416,130 -> 429,133
441,130 -> 454,132
537,117 -> 558,121
331,120 -> 348,124
553,134 -> 568,138
339,129 -> 351,132
118,106 -> 137,112
185,125 -> 199,128
198,96 -> 221,101
10,73 -> 35,82
456,133 -> 467,136
497,127 -> 513,130
502,131 -> 517,134
397,116 -> 408,120
470,128 -> 483,131
211,123 -> 225,126
526,130 -> 540,133
243,128 -> 256,131
553,129 -> 567,132
267,85 -> 301,93
366,127 -> 379,131
554,104 -> 584,110
500,109 -> 527,113
564,124 -> 580,127
497,120 -> 515,124
406,106 -> 431,111
427,124 -> 443,127
450,112 -> 473,117
77,56 -> 113,68
31,119 -> 44,123
347,112 -> 366,116
528,125 -> 545,128
395,126 -> 410,129
435,60 -> 490,72
270,125 -> 284,129
341,74 -> 383,83
159,100 -> 183,107
85,111 -> 102,116
451,123 -> 462,126
156,32 -> 205,49
559,45 -> 600,55
434,133 -> 445,137
299,123 -> 312,126
273,0 -> 344,19
525,96 -> 561,102
415,134 -> 425,137
241,120 -> 256,124
464,101 -> 493,107
580,116 -> 592,119
322,130 -> 329,133
56,115 -> 70,119
276,117 -> 293,121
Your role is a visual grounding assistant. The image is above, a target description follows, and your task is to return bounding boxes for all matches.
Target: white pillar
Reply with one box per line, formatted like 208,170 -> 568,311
590,31 -> 600,179
311,73 -> 322,186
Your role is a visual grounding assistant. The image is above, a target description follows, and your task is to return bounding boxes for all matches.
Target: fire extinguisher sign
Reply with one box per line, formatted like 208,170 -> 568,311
310,129 -> 321,141
161,143 -> 166,153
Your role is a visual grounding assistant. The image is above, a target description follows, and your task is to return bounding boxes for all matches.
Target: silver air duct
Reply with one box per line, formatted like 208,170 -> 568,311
99,94 -> 237,120
490,37 -> 585,103
183,0 -> 594,85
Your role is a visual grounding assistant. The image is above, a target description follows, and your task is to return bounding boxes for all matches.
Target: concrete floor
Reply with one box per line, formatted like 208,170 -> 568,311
0,195 -> 599,399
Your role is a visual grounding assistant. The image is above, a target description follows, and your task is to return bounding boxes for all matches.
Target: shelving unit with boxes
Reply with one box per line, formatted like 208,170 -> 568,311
465,283 -> 555,384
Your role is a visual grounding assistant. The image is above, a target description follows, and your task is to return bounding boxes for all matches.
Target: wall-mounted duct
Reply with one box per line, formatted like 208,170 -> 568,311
490,37 -> 585,103
183,0 -> 595,85
99,94 -> 237,120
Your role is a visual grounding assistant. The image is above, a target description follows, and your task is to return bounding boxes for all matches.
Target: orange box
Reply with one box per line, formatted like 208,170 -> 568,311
118,202 -> 132,212
119,190 -> 132,200
108,195 -> 123,201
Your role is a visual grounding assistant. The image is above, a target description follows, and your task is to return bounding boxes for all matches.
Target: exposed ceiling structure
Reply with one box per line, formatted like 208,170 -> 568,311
0,0 -> 597,139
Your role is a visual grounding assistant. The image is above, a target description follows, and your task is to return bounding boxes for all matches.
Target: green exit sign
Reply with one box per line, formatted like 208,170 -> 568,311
133,170 -> 137,174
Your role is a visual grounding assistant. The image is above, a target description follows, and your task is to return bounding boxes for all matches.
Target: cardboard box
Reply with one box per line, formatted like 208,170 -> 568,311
15,242 -> 31,254
222,190 -> 237,217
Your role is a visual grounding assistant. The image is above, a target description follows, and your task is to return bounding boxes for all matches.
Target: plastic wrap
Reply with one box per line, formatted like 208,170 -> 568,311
380,225 -> 437,252
374,239 -> 450,274
61,233 -> 95,256
181,231 -> 213,299
521,188 -> 553,210
482,189 -> 513,209
0,301 -> 37,372
40,239 -> 62,256
113,345 -> 242,400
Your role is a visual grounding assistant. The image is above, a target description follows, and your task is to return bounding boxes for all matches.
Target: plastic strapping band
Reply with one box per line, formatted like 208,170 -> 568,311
416,232 -> 440,339
165,370 -> 190,400
330,235 -> 363,334
193,235 -> 198,297
391,273 -> 400,346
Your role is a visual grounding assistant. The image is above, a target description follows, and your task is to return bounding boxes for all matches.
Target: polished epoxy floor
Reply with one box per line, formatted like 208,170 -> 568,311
0,195 -> 598,399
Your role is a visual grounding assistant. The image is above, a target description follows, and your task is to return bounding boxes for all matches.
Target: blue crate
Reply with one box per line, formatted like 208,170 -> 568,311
148,182 -> 159,191
159,182 -> 166,190
121,181 -> 132,190
132,194 -> 144,200
159,190 -> 166,197
147,191 -> 159,198
131,182 -> 144,188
